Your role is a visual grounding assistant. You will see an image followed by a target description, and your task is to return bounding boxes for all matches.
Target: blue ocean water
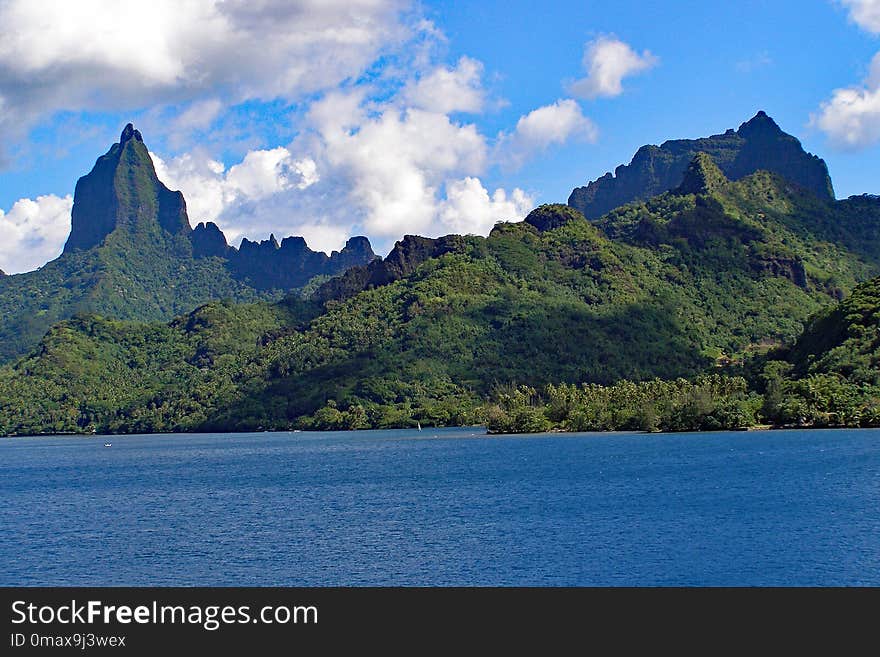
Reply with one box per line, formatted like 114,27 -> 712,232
1,427 -> 878,586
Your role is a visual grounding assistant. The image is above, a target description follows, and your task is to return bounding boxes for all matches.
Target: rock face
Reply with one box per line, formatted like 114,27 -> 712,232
331,236 -> 376,271
233,234 -> 376,290
750,254 -> 808,290
568,111 -> 835,218
64,123 -> 191,253
191,221 -> 233,258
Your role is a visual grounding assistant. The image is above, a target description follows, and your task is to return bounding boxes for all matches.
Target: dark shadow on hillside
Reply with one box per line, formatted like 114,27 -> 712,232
197,294 -> 711,431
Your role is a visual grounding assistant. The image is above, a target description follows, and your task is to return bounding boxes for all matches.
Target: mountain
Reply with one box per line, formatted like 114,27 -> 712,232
63,123 -> 190,253
1,154 -> 876,435
312,205 -> 591,304
483,272 -> 880,434
0,125 -> 375,363
568,111 -> 835,218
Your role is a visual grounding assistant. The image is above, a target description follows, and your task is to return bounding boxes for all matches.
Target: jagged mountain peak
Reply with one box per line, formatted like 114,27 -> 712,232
63,124 -> 190,253
0,124 -> 381,364
191,221 -> 232,258
568,111 -> 834,219
119,122 -> 144,144
737,110 -> 781,137
334,236 -> 376,260
192,221 -> 377,291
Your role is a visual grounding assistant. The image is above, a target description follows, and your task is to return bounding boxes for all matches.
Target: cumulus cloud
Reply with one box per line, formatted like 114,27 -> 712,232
165,99 -> 224,148
568,35 -> 658,99
438,178 -> 533,235
150,85 -> 538,254
812,52 -> 880,149
292,223 -> 355,255
401,56 -> 486,114
0,0 -> 409,149
840,0 -> 880,33
497,99 -> 598,169
0,1 -> 599,264
150,147 -> 319,245
316,105 -> 488,237
0,194 -> 72,273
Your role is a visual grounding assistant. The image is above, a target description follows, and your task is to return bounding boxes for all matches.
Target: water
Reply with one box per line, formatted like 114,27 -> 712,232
1,427 -> 878,586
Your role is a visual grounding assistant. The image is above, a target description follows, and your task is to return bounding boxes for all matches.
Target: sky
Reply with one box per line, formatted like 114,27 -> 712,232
2,0 -> 880,273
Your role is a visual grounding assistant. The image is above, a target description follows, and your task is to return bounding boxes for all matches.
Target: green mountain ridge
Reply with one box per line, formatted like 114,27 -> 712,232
745,276 -> 880,428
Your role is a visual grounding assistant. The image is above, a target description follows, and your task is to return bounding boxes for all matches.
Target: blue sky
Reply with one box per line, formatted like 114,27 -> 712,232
1,0 -> 879,273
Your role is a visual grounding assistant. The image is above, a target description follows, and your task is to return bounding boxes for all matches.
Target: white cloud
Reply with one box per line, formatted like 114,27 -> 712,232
226,148 -> 318,199
0,0 -> 410,149
840,0 -> 880,33
310,97 -> 489,237
305,88 -> 368,135
438,178 -> 533,235
568,35 -> 658,99
0,194 -> 73,274
294,223 -> 354,254
0,2 -> 614,269
150,84 -> 536,254
150,150 -> 228,223
166,99 -> 224,147
812,52 -> 880,149
150,147 -> 319,245
497,99 -> 598,169
401,56 -> 486,114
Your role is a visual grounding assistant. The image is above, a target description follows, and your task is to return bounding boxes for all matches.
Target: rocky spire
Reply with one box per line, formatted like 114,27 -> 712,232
191,221 -> 232,258
211,228 -> 377,291
119,123 -> 143,144
63,124 -> 191,253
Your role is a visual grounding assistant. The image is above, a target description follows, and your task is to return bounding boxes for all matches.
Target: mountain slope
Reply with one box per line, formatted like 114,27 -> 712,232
784,276 -> 880,385
749,275 -> 880,428
597,157 -> 877,302
568,111 -> 834,218
0,221 -> 267,364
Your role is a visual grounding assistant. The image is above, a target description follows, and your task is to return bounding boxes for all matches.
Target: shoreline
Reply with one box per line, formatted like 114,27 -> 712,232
3,422 -> 875,440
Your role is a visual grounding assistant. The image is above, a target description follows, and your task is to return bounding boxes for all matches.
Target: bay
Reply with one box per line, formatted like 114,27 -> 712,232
1,427 -> 878,586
